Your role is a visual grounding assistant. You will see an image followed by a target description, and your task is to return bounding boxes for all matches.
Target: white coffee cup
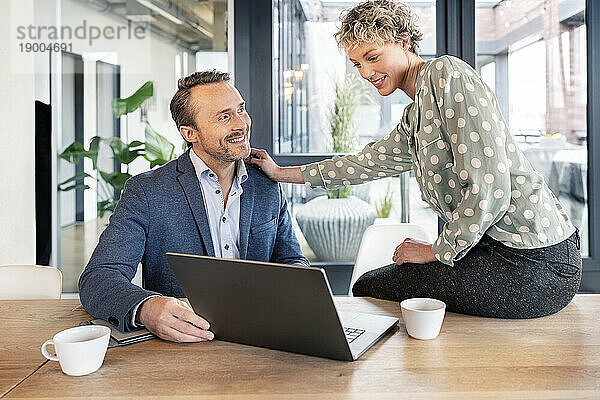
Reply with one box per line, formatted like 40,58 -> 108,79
41,325 -> 111,376
400,298 -> 446,340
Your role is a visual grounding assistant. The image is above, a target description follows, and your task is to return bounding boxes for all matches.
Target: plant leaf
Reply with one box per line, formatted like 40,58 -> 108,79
99,171 -> 132,191
326,186 -> 352,199
144,122 -> 175,168
88,136 -> 102,169
59,142 -> 88,164
120,149 -> 145,165
105,138 -> 144,165
59,184 -> 91,192
58,172 -> 93,187
329,74 -> 359,153
111,81 -> 154,118
98,199 -> 118,218
59,139 -> 101,167
148,158 -> 164,169
106,137 -> 128,155
129,140 -> 144,148
375,182 -> 394,218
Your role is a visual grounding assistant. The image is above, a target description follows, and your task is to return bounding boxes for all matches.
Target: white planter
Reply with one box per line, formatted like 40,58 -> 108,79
374,217 -> 397,225
295,196 -> 377,262
305,182 -> 371,203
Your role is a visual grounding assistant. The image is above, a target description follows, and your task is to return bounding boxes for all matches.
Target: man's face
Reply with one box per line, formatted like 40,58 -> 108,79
186,82 -> 251,164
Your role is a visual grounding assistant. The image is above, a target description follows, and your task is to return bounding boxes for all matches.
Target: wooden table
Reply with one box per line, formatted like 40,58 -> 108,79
1,296 -> 600,399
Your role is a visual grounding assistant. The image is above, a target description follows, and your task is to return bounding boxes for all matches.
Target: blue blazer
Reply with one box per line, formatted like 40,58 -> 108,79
79,150 -> 308,332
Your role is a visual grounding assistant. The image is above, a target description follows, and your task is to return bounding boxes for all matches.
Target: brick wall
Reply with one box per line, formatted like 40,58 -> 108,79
476,0 -> 545,40
473,0 -> 586,143
543,0 -> 586,143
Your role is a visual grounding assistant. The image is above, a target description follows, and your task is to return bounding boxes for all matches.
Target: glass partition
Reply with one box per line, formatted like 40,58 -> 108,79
476,0 -> 588,255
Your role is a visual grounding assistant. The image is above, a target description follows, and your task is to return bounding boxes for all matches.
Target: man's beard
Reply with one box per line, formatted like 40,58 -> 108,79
201,130 -> 251,164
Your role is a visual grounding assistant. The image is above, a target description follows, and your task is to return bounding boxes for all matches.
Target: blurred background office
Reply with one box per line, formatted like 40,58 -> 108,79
1,0 -> 598,296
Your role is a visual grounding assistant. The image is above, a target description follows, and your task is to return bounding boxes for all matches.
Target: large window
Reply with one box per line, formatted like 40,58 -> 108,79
476,0 -> 588,255
236,0 -> 599,291
273,1 -> 439,263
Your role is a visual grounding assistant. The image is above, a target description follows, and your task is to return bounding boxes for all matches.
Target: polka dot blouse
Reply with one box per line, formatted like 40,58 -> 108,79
300,55 -> 575,266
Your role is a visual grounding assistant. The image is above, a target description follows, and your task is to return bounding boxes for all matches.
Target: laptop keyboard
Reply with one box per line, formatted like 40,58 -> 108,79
344,327 -> 366,343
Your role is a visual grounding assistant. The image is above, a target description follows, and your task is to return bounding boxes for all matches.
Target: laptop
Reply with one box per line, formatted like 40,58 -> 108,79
166,253 -> 398,361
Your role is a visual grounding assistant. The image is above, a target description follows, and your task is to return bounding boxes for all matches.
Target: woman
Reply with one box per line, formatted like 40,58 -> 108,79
248,0 -> 581,318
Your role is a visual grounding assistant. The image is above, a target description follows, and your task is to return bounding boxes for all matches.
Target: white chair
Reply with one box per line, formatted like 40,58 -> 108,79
349,223 -> 433,295
0,265 -> 62,299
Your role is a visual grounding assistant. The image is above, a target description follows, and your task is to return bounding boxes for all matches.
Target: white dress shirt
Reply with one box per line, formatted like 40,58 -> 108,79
188,148 -> 248,258
131,150 -> 248,326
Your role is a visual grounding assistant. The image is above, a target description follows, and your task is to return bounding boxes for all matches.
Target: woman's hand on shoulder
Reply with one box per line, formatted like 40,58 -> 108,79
392,238 -> 437,265
246,148 -> 281,180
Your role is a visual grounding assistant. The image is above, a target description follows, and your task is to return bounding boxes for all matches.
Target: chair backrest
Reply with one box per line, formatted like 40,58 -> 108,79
0,265 -> 62,299
349,223 -> 433,295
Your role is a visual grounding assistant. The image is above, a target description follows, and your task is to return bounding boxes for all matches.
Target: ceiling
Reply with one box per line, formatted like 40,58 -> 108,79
78,0 -> 227,51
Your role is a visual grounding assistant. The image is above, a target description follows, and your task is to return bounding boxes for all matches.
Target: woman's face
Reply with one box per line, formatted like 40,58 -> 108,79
347,41 -> 410,96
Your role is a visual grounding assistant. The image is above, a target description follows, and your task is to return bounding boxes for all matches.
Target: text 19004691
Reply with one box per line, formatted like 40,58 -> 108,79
19,43 -> 72,53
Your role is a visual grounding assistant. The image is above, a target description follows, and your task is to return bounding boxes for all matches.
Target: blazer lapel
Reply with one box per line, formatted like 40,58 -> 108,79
176,151 -> 215,257
238,174 -> 255,259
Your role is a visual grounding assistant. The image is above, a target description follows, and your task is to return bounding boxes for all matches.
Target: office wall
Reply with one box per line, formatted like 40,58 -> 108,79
0,0 -> 36,265
62,0 -> 195,177
48,0 -> 196,224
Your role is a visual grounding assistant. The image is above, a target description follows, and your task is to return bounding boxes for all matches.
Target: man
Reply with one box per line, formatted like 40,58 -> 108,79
79,70 -> 308,343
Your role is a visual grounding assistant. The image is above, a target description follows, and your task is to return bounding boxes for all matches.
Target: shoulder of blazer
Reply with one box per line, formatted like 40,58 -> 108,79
245,164 -> 279,189
126,156 -> 182,194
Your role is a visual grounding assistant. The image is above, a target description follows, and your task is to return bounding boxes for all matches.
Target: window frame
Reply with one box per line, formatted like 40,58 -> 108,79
583,0 -> 600,291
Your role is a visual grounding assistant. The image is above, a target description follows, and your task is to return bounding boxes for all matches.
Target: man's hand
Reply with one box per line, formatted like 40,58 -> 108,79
392,238 -> 438,265
138,297 -> 214,343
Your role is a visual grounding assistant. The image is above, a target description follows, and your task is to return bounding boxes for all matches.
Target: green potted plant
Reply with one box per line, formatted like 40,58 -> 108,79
58,81 -> 180,218
295,74 -> 376,262
374,181 -> 395,224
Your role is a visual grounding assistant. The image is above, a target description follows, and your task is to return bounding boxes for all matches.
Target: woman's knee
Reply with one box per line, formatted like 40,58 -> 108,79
352,263 -> 403,299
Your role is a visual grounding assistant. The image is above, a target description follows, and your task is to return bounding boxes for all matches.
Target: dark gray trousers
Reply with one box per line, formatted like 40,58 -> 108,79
352,231 -> 582,319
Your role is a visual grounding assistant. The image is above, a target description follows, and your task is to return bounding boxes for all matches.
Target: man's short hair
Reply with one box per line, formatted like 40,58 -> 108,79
170,69 -> 231,147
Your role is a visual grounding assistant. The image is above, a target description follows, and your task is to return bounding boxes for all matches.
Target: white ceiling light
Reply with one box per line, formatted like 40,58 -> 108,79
136,0 -> 184,25
126,0 -> 156,22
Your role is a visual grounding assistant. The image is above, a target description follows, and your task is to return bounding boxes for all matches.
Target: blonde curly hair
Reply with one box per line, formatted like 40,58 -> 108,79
334,0 -> 423,54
